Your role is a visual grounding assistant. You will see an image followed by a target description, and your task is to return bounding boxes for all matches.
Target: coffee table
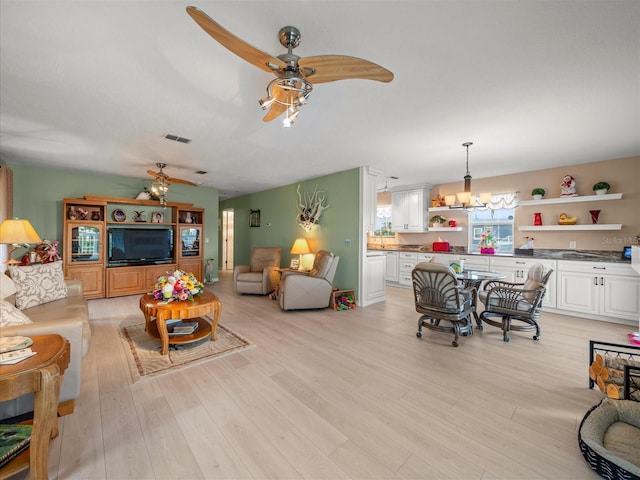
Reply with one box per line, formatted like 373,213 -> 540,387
0,334 -> 70,480
139,290 -> 221,355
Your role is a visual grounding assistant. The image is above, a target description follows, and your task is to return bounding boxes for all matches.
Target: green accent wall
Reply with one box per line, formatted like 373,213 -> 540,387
5,163 -> 219,266
220,168 -> 361,294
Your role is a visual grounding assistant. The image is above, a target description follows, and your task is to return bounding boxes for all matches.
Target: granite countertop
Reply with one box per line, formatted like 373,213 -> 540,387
367,244 -> 630,264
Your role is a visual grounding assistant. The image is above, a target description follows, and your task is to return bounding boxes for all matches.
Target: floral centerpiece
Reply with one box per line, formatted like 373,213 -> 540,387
152,270 -> 204,302
479,231 -> 496,254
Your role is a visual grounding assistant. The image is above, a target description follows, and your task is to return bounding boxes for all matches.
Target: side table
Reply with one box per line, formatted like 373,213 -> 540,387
0,334 -> 70,480
139,290 -> 221,355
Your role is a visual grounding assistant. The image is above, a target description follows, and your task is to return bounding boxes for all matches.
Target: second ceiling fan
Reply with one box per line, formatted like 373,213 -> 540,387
186,6 -> 394,126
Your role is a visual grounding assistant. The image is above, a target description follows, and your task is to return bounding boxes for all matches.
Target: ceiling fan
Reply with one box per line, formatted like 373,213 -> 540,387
186,6 -> 394,127
146,163 -> 197,205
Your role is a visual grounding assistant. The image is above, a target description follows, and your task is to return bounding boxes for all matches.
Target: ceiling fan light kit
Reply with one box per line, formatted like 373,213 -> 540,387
186,6 -> 394,127
146,163 -> 197,205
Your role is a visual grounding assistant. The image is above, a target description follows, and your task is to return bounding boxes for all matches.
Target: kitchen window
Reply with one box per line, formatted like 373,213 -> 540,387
468,206 -> 515,254
374,204 -> 394,237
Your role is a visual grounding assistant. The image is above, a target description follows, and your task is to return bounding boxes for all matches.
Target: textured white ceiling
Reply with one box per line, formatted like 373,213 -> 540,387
1,1 -> 638,198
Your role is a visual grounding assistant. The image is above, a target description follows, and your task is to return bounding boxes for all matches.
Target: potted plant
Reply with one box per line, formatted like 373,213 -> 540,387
531,188 -> 546,200
430,215 -> 447,227
593,181 -> 610,195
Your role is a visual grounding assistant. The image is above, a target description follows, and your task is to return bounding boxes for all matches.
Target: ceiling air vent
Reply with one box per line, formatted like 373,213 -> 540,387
163,133 -> 191,144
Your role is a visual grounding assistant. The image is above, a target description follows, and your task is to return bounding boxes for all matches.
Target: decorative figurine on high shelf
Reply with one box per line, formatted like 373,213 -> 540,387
560,174 -> 577,197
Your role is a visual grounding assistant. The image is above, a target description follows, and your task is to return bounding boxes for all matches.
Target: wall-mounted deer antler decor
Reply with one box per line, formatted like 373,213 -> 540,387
296,184 -> 330,232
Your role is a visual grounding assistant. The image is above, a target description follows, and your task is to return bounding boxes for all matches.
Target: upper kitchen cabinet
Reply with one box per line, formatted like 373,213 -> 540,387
391,185 -> 430,232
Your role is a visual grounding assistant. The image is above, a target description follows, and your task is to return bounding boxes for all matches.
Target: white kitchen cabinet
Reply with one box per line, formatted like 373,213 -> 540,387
364,253 -> 386,305
391,186 -> 429,232
459,254 -> 491,272
490,257 -> 557,308
385,251 -> 399,282
557,261 -> 639,322
398,252 -> 418,286
417,253 -> 434,263
396,252 -> 433,287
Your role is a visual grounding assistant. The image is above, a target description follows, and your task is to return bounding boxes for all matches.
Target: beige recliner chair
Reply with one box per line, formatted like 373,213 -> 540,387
233,247 -> 282,295
279,250 -> 339,311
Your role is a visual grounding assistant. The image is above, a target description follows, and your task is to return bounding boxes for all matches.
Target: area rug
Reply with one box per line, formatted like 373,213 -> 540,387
119,321 -> 253,383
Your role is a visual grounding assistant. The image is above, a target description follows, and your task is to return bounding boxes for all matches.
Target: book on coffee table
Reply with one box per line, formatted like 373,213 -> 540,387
167,321 -> 198,335
0,424 -> 32,468
0,348 -> 37,365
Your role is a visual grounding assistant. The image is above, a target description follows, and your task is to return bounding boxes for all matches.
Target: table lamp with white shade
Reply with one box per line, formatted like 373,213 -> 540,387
290,237 -> 311,270
0,218 -> 42,264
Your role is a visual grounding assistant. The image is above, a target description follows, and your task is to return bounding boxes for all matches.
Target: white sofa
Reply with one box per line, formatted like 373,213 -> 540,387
1,268 -> 90,419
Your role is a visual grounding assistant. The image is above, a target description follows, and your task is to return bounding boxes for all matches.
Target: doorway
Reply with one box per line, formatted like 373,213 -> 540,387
222,209 -> 234,271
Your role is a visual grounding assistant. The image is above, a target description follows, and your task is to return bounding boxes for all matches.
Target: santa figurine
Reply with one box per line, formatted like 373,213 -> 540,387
560,175 -> 577,197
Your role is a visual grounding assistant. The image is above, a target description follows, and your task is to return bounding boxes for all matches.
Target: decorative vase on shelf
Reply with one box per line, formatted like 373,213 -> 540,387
594,189 -> 608,196
534,212 -> 543,226
589,210 -> 601,224
533,194 -> 543,201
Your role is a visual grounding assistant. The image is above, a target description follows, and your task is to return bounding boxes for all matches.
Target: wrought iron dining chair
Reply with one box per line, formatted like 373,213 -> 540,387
412,262 -> 475,347
478,263 -> 553,342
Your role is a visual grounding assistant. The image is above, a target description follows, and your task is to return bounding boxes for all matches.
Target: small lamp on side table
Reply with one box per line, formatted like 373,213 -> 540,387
290,237 -> 311,271
0,218 -> 42,264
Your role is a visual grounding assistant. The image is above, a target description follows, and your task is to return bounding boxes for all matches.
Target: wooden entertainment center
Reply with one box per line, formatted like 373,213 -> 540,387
62,195 -> 205,299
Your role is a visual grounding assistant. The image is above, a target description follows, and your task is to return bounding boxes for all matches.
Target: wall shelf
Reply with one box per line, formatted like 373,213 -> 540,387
428,206 -> 471,213
518,193 -> 622,206
428,226 -> 464,232
518,224 -> 622,231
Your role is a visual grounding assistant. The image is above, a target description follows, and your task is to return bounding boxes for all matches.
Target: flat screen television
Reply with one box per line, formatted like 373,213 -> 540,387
108,227 -> 174,267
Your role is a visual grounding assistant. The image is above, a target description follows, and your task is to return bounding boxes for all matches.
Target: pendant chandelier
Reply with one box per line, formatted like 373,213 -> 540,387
445,142 -> 492,210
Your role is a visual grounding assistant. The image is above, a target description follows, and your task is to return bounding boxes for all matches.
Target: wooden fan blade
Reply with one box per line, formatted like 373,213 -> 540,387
298,55 -> 394,84
147,170 -> 160,178
166,176 -> 198,187
186,6 -> 286,74
262,102 -> 288,122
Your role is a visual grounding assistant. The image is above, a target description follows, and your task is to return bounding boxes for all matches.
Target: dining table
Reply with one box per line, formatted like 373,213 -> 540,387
456,270 -> 506,326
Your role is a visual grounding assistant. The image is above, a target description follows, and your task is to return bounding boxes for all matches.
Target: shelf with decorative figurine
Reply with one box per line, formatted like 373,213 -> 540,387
520,205 -> 622,231
429,226 -> 464,232
519,224 -> 622,231
518,192 -> 623,206
428,214 -> 464,232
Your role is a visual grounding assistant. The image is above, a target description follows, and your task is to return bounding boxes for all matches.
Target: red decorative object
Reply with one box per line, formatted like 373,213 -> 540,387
448,220 -> 457,227
534,212 -> 543,226
480,247 -> 495,255
589,210 -> 601,224
432,242 -> 450,252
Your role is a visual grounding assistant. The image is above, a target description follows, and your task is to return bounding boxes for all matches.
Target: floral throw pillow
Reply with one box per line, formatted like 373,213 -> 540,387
0,299 -> 33,327
8,261 -> 68,310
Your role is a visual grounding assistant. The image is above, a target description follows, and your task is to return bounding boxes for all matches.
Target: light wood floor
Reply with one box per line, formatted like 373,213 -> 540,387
38,272 -> 634,479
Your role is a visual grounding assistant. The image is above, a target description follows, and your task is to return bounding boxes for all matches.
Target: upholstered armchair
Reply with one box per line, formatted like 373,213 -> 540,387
233,247 -> 282,295
279,250 -> 340,311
